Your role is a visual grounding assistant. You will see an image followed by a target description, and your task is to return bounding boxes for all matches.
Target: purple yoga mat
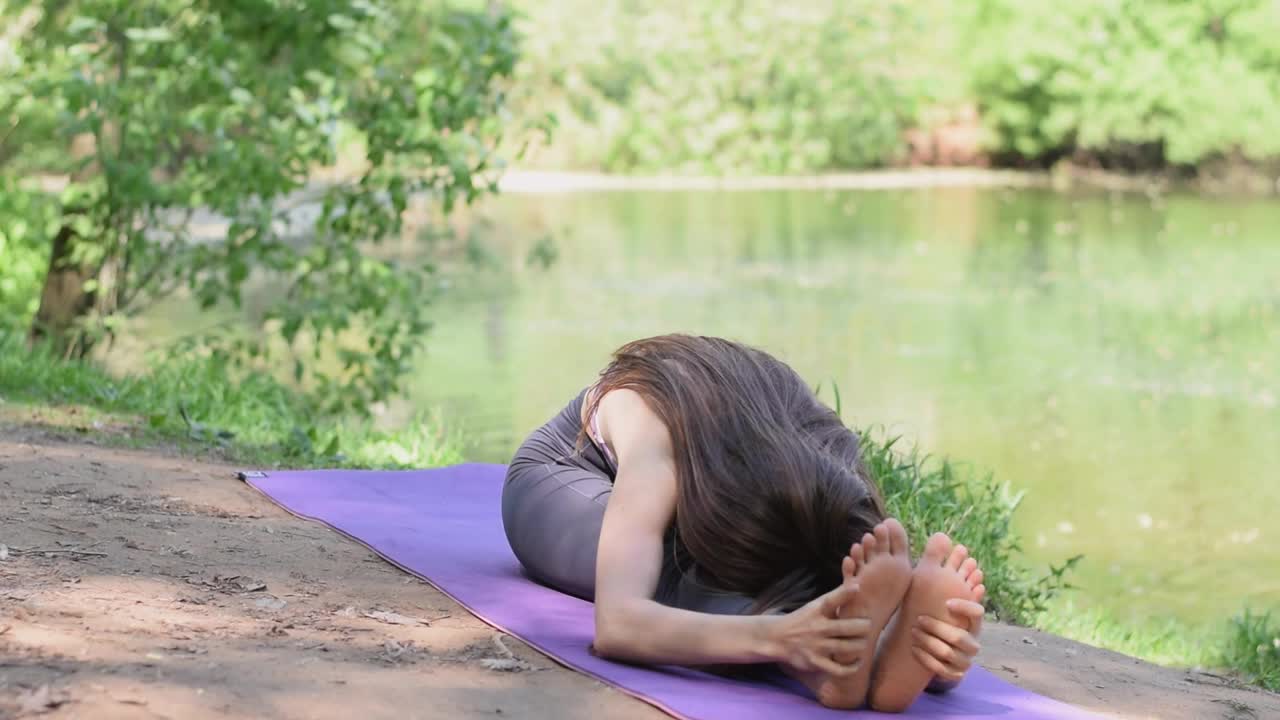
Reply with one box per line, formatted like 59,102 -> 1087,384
243,464 -> 1095,720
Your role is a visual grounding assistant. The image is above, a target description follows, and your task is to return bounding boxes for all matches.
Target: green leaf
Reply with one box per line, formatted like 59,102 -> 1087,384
327,14 -> 356,31
66,16 -> 103,36
124,27 -> 174,43
322,435 -> 341,457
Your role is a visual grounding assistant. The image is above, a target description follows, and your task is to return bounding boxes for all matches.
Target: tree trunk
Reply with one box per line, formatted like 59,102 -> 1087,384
28,128 -> 119,359
29,222 -> 98,359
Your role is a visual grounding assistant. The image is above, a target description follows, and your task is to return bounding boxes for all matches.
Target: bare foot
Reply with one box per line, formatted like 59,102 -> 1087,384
867,533 -> 983,713
796,519 -> 913,709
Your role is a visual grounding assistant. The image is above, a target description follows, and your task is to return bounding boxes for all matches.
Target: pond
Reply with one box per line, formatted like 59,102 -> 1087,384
404,185 -> 1279,627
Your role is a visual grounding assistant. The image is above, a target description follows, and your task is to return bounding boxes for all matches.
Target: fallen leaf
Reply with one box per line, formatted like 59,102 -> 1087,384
479,658 -> 530,672
362,609 -> 429,626
18,684 -> 69,714
377,639 -> 418,664
162,644 -> 207,655
255,597 -> 287,611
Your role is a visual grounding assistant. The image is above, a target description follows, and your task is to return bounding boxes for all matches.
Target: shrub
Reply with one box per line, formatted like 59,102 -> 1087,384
0,183 -> 56,330
964,0 -> 1280,166
513,0 -> 943,173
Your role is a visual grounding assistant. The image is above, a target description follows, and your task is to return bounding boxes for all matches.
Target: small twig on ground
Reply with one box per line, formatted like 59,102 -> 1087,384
16,684 -> 70,714
10,547 -> 108,557
479,634 -> 532,672
40,521 -> 89,536
362,609 -> 430,626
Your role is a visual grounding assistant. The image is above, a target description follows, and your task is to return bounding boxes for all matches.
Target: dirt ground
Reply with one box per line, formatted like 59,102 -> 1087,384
2,425 -> 1278,720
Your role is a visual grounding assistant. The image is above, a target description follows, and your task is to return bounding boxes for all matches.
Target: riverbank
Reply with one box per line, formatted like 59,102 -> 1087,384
495,168 -> 1045,193
495,166 -> 1279,196
21,162 -> 1278,208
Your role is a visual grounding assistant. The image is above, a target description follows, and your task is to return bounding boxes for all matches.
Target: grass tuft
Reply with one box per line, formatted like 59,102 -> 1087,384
1223,609 -> 1280,692
862,431 -> 1078,626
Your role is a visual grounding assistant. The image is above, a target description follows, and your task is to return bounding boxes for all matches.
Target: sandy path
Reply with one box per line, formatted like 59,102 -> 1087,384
1,426 -> 1276,720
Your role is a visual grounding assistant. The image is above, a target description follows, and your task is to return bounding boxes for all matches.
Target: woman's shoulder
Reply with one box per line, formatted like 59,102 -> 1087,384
595,386 -> 648,413
595,386 -> 673,460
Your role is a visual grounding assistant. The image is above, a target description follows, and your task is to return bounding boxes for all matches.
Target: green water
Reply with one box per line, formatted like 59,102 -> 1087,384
404,186 -> 1280,626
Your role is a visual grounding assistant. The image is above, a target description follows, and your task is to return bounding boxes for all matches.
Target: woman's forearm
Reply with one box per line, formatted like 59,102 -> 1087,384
594,596 -> 779,666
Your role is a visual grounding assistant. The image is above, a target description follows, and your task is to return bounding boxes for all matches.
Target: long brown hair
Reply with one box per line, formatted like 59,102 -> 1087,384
582,334 -> 886,613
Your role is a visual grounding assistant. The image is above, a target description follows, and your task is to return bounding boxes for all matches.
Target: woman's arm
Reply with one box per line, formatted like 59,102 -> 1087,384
591,390 -> 869,672
591,389 -> 776,664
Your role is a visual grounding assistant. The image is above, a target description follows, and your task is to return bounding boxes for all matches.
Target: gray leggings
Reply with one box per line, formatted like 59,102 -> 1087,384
501,390 -> 754,615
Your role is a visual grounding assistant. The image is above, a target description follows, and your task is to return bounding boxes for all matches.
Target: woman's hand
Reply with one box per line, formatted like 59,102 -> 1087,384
766,579 -> 872,676
913,598 -> 985,687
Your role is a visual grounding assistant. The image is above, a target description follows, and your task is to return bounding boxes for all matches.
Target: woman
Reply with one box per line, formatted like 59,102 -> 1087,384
502,335 -> 986,711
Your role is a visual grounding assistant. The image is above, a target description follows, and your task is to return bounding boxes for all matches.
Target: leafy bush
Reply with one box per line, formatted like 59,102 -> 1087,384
513,0 -> 942,173
865,433 -> 1078,625
0,183 -> 56,330
509,0 -> 1280,172
1,0 -> 522,412
964,0 -> 1280,166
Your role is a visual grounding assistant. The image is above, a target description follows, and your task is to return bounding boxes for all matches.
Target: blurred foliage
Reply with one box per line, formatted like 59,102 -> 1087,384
510,0 -> 1280,172
0,0 -> 522,412
0,180 -> 56,329
964,0 -> 1280,166
512,0 -> 947,173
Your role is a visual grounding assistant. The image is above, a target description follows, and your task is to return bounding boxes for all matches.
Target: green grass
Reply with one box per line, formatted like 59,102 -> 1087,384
1223,610 -> 1280,692
4,333 -> 1278,693
1036,600 -> 1221,668
0,331 -> 463,469
1037,602 -> 1280,692
863,433 -> 1077,626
